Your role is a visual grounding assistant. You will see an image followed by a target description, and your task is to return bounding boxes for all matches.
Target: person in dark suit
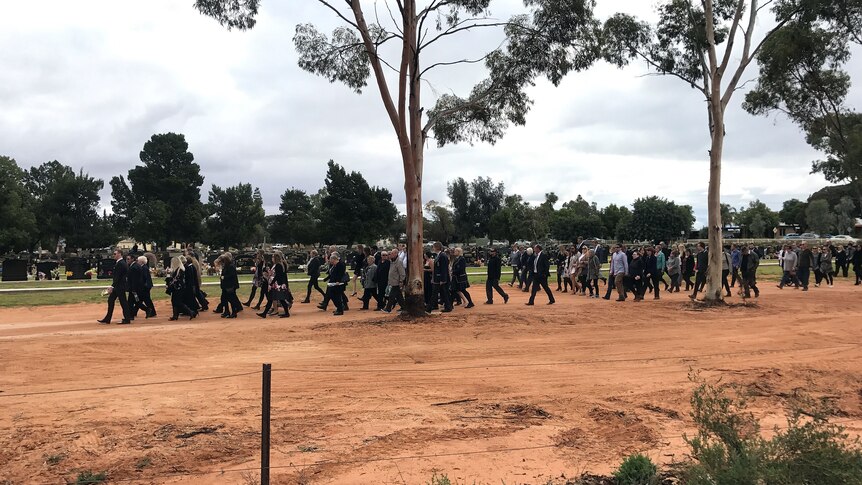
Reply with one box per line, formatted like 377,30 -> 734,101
301,250 -> 325,303
428,242 -> 452,312
218,252 -> 243,318
325,253 -> 347,315
527,244 -> 555,305
98,248 -> 131,324
629,250 -> 646,301
167,257 -> 196,320
374,254 -> 390,311
689,242 -> 709,300
520,247 -> 535,292
127,255 -> 145,319
485,247 -> 509,304
135,256 -> 156,318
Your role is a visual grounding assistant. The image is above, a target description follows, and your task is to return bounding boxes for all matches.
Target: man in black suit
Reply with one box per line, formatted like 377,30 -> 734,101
527,244 -> 555,305
428,242 -> 452,313
127,255 -> 144,319
301,250 -> 325,303
485,248 -> 509,304
98,248 -> 131,324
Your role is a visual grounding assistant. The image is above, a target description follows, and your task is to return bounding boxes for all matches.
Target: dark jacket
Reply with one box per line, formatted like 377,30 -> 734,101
221,262 -> 239,291
683,254 -> 695,275
433,251 -> 450,284
273,262 -> 288,286
695,250 -> 709,273
643,254 -> 658,277
487,254 -> 502,280
112,258 -> 128,291
533,251 -> 551,278
799,249 -> 813,269
452,255 -> 468,280
375,259 -> 390,287
184,263 -> 198,289
628,257 -> 645,279
142,265 -> 153,290
128,262 -> 143,293
307,256 -> 323,278
329,260 -> 346,285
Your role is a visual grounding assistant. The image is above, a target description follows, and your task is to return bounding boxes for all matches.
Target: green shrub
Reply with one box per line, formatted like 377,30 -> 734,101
428,472 -> 452,485
72,471 -> 107,485
613,453 -> 659,485
681,377 -> 862,485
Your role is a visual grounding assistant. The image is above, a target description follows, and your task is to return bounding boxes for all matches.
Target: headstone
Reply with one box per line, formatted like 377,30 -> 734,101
97,258 -> 116,280
1,259 -> 28,281
65,257 -> 92,280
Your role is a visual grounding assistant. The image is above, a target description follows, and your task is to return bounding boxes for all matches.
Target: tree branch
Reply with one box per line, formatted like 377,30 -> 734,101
718,0 -> 747,78
317,0 -> 359,29
420,20 -> 510,52
419,49 -> 497,77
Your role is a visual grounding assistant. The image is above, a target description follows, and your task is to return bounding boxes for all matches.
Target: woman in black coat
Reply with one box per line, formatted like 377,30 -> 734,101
258,251 -> 291,318
182,256 -> 201,313
244,250 -> 268,309
451,247 -> 474,308
219,252 -> 242,318
628,251 -> 646,302
167,257 -> 196,320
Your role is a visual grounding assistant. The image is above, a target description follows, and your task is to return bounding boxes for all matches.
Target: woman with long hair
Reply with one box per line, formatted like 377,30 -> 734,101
186,254 -> 209,311
244,250 -> 268,309
258,251 -> 292,318
219,252 -> 242,318
451,247 -> 474,308
167,257 -> 196,320
586,248 -> 600,298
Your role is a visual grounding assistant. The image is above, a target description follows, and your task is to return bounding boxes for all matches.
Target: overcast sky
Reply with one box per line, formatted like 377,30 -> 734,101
1,1 -> 859,226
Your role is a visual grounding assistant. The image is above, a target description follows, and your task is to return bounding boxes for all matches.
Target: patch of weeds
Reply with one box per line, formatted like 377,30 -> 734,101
71,471 -> 107,485
45,453 -> 65,466
134,457 -> 152,470
428,473 -> 452,485
240,471 -> 260,485
297,444 -> 319,453
613,454 -> 659,485
681,372 -> 862,485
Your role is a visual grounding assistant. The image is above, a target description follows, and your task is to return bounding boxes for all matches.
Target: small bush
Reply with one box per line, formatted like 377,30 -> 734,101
72,471 -> 107,485
613,453 -> 658,485
681,376 -> 862,485
428,472 -> 452,485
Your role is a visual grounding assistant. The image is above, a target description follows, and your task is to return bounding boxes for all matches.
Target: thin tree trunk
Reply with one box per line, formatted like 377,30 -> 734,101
703,0 -> 725,302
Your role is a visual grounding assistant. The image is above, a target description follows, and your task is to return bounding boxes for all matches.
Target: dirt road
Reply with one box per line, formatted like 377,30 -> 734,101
2,281 -> 861,484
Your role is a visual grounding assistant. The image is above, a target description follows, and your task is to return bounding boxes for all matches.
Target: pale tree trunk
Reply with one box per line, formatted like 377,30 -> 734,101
702,0 -> 725,302
350,0 -> 426,315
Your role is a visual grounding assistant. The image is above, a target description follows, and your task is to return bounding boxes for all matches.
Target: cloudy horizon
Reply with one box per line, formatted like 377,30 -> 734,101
2,1 -> 859,228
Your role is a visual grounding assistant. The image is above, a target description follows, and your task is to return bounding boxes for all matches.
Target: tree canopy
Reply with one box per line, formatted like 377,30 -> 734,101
203,183 -> 266,249
0,156 -> 37,254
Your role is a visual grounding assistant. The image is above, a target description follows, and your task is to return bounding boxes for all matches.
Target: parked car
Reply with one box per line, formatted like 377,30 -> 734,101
800,233 -> 820,239
830,235 -> 859,243
783,233 -> 801,240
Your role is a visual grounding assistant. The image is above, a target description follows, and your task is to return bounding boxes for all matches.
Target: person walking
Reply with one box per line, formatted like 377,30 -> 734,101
166,256 -> 196,321
484,247 -> 509,304
258,252 -> 292,318
605,244 -> 628,301
689,243 -> 708,300
666,249 -> 681,293
836,245 -> 848,277
628,250 -> 646,302
721,246 -> 732,297
508,244 -> 522,288
682,248 -> 695,291
359,256 -> 378,310
244,250 -> 267,308
852,243 -> 862,285
219,252 -> 242,318
526,244 -> 555,305
655,244 -> 669,291
556,244 -> 568,292
136,255 -> 156,318
521,247 -> 534,292
740,246 -> 760,298
730,244 -> 741,288
374,251 -> 390,311
819,246 -> 834,287
301,250 -> 325,303
98,248 -> 132,325
586,248 -> 600,298
777,244 -> 801,289
383,249 -> 407,313
428,242 -> 452,313
643,247 -> 660,300
797,242 -> 813,291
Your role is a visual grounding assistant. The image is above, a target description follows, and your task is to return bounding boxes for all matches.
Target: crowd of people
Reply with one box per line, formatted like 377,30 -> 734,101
96,238 -> 861,323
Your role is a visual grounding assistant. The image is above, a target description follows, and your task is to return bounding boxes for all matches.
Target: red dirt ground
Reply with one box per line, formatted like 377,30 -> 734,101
1,280 -> 861,484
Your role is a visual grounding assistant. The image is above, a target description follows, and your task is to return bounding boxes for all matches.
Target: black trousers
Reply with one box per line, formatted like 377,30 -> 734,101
721,269 -> 731,295
669,273 -> 681,292
428,282 -> 452,311
528,275 -> 555,304
730,267 -> 740,287
604,274 -> 616,299
103,289 -> 130,322
743,273 -> 759,297
650,274 -> 661,298
326,285 -> 345,312
360,287 -> 378,309
170,292 -> 193,318
305,276 -> 325,300
683,272 -> 694,290
691,272 -> 707,298
221,289 -> 242,315
486,278 -> 508,303
138,288 -> 155,316
385,285 -> 405,311
631,277 -> 644,298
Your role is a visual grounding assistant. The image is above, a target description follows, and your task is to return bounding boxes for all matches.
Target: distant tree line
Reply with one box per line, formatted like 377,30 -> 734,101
2,132 -> 860,256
